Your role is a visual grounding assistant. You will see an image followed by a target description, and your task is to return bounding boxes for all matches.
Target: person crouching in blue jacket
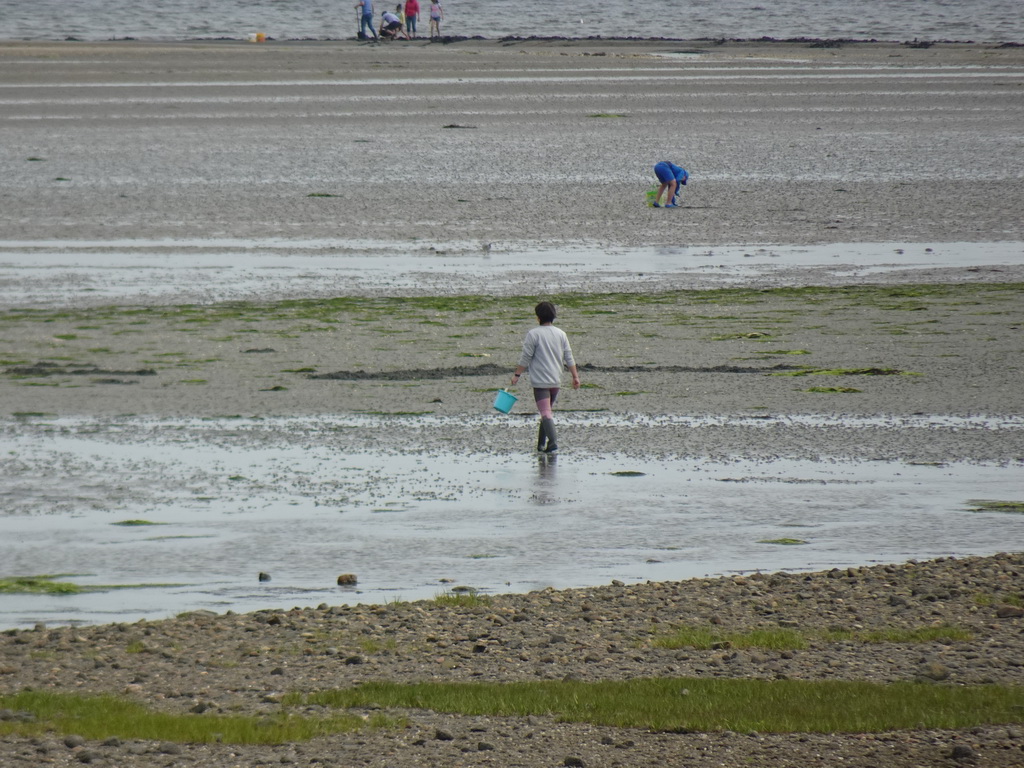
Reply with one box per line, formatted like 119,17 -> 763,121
652,161 -> 688,208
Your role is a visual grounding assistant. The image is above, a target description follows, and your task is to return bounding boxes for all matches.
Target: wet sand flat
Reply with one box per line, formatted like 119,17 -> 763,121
1,38 -> 1023,248
0,41 -> 1023,421
1,281 -> 1023,423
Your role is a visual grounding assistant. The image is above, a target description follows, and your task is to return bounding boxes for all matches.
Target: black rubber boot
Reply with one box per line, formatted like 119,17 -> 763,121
541,418 -> 558,453
537,422 -> 547,452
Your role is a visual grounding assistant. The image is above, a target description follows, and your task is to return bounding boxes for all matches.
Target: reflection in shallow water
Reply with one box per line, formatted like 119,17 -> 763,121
1,415 -> 1022,629
530,454 -> 559,506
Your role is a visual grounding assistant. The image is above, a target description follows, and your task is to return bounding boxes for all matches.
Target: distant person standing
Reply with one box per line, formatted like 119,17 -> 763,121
429,0 -> 443,38
511,301 -> 581,454
652,160 -> 688,208
355,0 -> 378,40
404,0 -> 420,37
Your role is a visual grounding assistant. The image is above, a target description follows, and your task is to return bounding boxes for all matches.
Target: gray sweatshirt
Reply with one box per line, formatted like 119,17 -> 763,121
518,324 -> 575,388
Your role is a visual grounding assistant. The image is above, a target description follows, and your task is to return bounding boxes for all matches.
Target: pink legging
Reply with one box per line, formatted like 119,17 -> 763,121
534,387 -> 559,419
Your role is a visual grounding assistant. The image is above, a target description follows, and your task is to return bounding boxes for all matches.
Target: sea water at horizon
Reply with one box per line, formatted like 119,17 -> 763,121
0,0 -> 1021,44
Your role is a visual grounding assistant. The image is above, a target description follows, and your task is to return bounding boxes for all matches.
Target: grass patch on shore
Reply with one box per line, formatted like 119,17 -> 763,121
290,677 -> 1024,733
652,624 -> 972,651
0,691 -> 401,744
359,638 -> 398,654
655,626 -> 808,651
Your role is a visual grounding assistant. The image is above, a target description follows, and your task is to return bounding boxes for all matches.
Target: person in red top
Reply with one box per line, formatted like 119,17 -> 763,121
404,0 -> 420,37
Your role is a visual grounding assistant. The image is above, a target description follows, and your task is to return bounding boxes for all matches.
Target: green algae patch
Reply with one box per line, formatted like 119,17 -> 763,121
610,471 -> 646,477
4,282 -> 1019,332
111,519 -> 165,527
0,575 -> 87,595
759,538 -> 808,545
1,282 -> 1018,413
966,500 -> 1024,514
0,575 -> 184,595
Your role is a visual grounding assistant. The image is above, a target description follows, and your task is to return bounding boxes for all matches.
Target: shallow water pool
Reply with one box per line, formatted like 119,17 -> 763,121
0,239 -> 1021,307
1,415 -> 1022,629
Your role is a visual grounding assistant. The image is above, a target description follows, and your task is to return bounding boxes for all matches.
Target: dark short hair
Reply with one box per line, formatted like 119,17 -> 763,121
535,301 -> 556,323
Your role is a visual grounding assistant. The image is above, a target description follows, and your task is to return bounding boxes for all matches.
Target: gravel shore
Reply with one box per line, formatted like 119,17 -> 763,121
1,38 -> 1023,767
2,553 -> 1024,767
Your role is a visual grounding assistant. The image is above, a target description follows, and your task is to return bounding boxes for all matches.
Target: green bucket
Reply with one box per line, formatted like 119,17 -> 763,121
493,388 -> 518,414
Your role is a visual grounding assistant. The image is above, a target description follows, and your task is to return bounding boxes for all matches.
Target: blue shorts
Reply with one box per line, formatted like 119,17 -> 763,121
654,161 -> 675,183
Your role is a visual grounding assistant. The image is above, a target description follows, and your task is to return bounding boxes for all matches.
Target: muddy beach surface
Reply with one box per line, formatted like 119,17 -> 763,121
2,38 -> 1024,249
1,38 -> 1023,767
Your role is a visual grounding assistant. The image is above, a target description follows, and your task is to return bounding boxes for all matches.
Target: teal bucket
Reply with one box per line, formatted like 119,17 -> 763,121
493,388 -> 518,414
